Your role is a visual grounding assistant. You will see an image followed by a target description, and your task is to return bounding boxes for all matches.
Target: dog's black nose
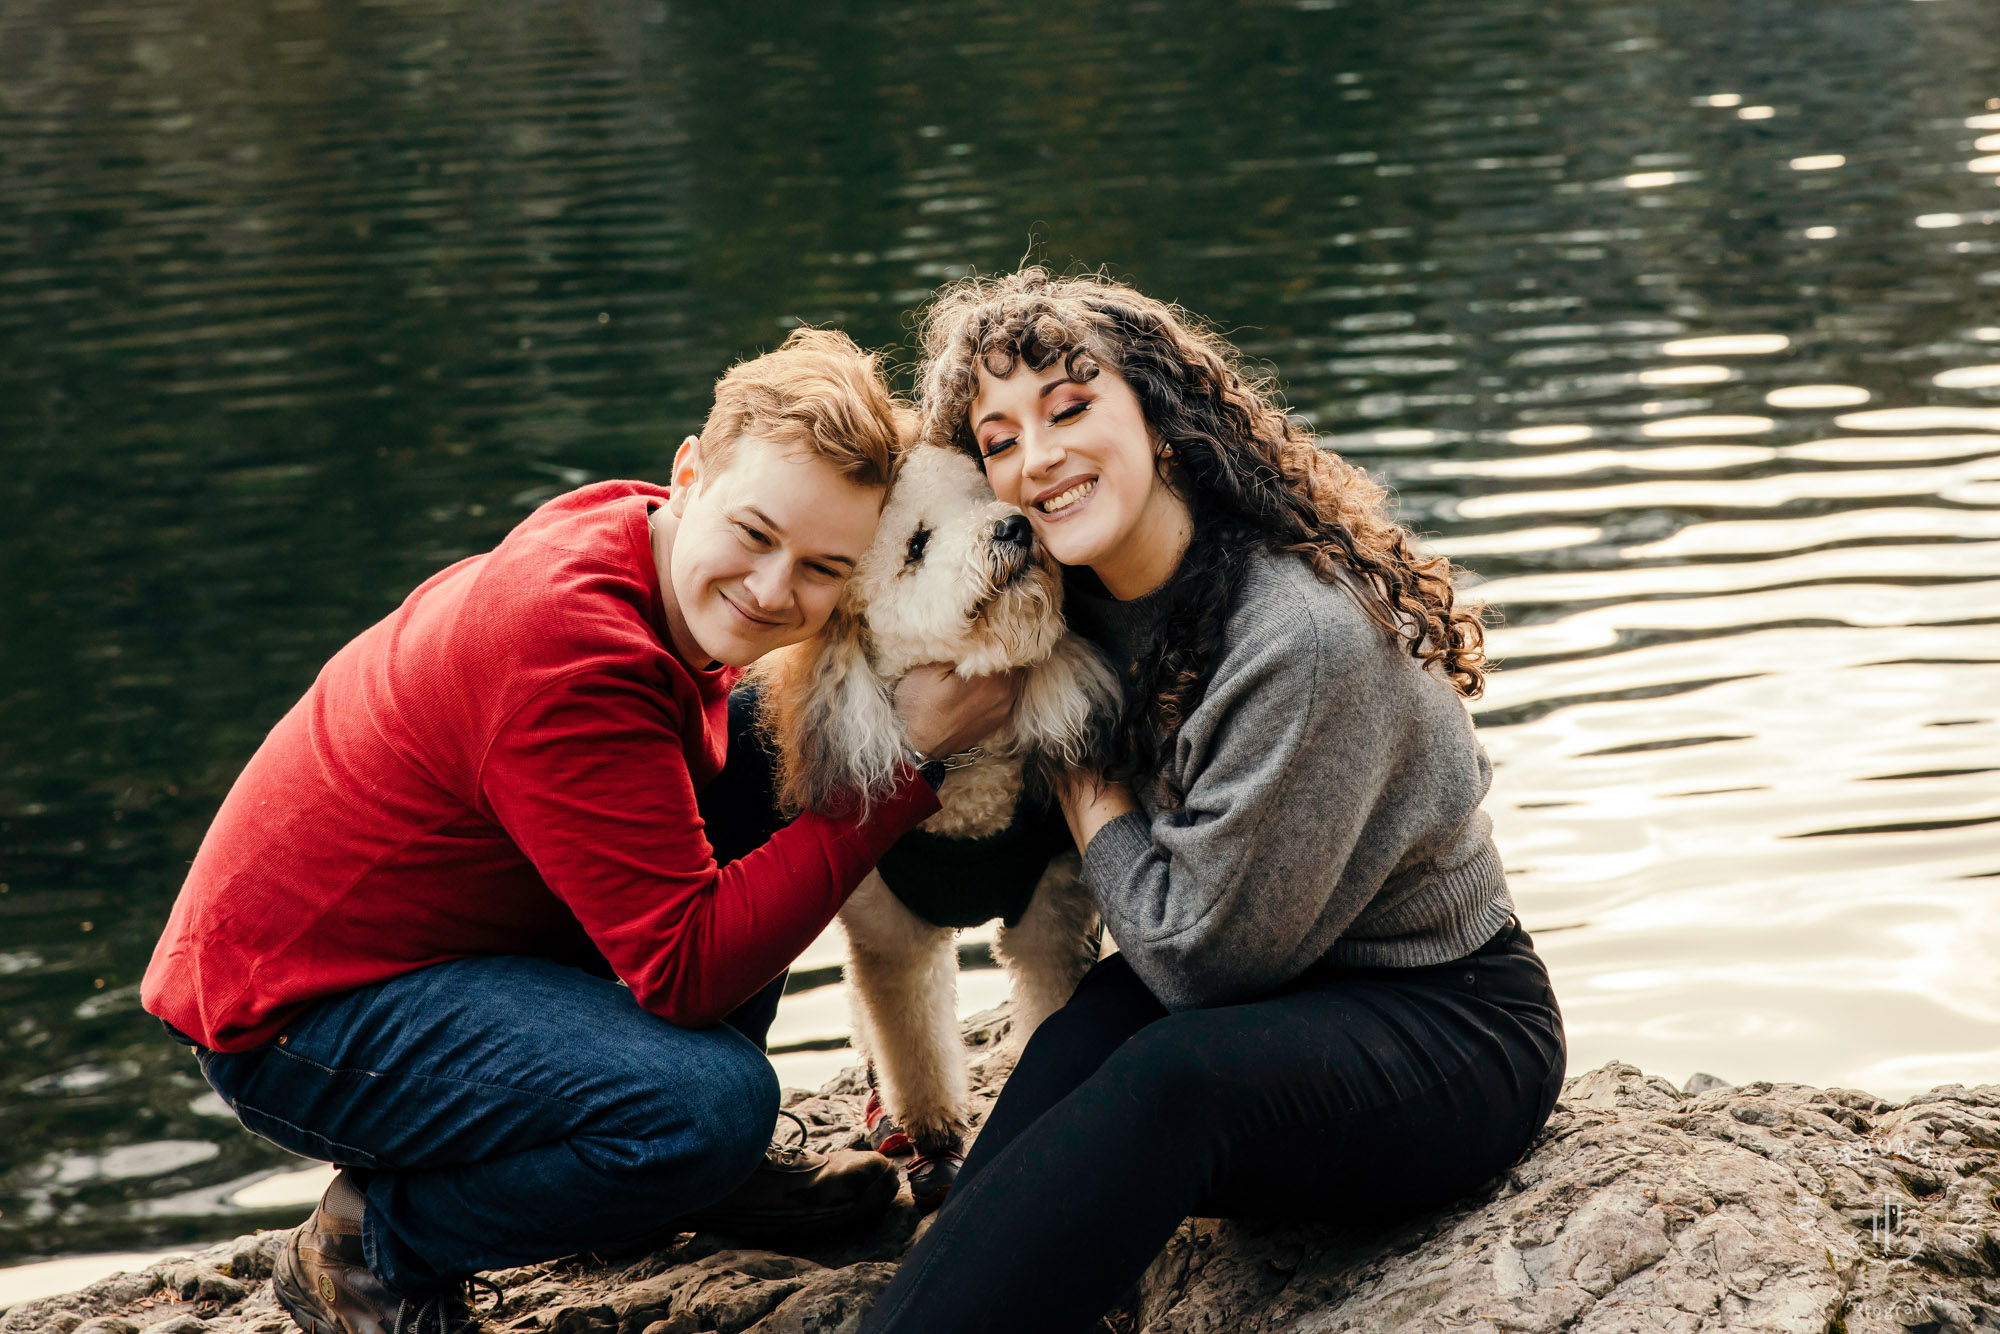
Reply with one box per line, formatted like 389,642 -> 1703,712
993,514 -> 1033,547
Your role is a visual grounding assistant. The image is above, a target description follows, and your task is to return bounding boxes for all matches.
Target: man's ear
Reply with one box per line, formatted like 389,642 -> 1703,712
668,434 -> 702,517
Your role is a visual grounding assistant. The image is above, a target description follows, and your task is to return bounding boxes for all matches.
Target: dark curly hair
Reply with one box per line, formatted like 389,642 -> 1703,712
916,267 -> 1490,806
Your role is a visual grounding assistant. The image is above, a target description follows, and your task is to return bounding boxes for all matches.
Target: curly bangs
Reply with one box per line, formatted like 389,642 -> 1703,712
917,270 -> 1130,459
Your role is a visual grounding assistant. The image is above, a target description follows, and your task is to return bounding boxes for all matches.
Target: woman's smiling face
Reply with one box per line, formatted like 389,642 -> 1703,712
969,356 -> 1190,597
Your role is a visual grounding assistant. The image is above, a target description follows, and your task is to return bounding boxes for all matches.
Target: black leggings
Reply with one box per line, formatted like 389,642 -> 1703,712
861,916 -> 1567,1334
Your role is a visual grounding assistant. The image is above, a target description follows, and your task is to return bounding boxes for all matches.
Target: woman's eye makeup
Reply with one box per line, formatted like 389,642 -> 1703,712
737,523 -> 769,545
975,395 -> 1088,457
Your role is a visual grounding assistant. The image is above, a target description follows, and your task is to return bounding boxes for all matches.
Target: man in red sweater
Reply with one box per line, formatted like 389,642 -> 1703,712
142,330 -> 1016,1334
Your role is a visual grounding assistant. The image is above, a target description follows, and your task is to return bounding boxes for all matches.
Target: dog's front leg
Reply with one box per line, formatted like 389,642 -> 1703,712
993,852 -> 1102,1050
837,873 -> 968,1155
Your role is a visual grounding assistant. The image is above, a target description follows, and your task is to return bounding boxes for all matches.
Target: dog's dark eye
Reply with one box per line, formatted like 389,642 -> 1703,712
904,526 -> 930,567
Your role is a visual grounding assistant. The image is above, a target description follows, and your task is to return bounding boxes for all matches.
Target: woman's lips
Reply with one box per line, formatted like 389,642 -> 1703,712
1032,476 -> 1099,522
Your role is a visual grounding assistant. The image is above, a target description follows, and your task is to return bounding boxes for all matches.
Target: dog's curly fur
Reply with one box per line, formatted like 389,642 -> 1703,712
753,445 -> 1120,1162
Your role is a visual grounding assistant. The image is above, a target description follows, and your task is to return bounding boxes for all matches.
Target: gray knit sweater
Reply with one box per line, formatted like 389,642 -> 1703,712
1069,546 -> 1515,1010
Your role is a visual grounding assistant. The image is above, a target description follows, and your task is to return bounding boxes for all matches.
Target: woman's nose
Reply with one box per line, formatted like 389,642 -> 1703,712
1019,422 -> 1063,478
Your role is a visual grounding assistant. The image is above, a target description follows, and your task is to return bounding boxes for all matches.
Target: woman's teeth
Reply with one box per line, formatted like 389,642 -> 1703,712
1038,480 -> 1096,514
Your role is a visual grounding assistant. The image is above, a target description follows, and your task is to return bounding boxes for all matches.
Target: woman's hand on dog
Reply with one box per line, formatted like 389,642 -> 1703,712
896,663 -> 1026,760
1056,767 -> 1139,854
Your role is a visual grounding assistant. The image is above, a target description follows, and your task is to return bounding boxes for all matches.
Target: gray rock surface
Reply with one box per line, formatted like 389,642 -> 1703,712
6,1008 -> 1996,1333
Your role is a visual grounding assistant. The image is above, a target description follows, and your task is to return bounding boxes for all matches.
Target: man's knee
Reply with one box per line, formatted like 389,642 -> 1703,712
628,1042 -> 778,1196
702,1051 -> 782,1179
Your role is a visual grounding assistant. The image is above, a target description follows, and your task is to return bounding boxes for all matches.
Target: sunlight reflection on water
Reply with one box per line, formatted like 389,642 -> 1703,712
1478,628 -> 1998,1098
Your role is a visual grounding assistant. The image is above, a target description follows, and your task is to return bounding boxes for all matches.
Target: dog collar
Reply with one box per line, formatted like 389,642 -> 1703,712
904,744 -> 985,790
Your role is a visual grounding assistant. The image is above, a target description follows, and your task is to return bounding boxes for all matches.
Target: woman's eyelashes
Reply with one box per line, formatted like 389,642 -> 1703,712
978,399 -> 1091,459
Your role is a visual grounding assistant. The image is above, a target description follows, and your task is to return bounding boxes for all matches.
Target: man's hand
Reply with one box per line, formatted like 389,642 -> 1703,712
1057,767 -> 1140,854
895,664 -> 1025,759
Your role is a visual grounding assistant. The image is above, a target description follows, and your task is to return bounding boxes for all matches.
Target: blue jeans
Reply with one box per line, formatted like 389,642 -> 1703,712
174,689 -> 795,1292
184,956 -> 785,1291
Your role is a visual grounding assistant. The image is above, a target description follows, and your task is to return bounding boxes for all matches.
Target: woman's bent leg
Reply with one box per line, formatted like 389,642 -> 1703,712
196,955 -> 779,1292
862,950 -> 1563,1334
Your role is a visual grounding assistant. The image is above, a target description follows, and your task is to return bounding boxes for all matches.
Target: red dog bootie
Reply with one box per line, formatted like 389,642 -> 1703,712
863,1090 -> 965,1210
864,1089 -> 913,1158
904,1139 -> 965,1210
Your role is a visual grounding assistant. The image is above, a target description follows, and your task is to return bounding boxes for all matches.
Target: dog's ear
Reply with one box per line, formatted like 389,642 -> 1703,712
751,600 -> 906,818
1016,634 -> 1124,802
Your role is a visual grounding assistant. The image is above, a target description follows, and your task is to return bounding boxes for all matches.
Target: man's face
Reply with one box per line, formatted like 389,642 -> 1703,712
661,432 -> 885,668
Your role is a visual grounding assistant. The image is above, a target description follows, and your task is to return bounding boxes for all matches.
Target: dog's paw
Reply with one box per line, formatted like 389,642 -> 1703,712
864,1089 -> 915,1159
906,1126 -> 966,1212
866,1092 -> 966,1211
907,1146 -> 964,1212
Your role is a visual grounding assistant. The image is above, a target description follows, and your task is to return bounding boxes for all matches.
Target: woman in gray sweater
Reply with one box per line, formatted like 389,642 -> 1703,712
861,268 -> 1568,1334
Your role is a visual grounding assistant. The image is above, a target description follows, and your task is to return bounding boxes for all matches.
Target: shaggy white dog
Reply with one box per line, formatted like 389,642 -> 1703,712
752,445 -> 1121,1206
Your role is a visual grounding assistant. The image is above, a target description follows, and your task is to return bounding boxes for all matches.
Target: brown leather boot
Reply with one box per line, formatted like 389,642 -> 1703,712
271,1171 -> 488,1334
673,1139 -> 900,1242
602,1109 -> 899,1255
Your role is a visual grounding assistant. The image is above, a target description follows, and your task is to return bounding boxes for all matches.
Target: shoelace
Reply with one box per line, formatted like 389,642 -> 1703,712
393,1274 -> 503,1334
762,1107 -> 819,1168
775,1106 -> 810,1148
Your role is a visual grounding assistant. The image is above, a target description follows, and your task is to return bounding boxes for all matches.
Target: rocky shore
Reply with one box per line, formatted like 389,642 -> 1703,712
7,1006 -> 1997,1334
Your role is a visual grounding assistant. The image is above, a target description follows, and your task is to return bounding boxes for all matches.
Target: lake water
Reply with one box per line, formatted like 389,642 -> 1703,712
3,0 -> 1998,1278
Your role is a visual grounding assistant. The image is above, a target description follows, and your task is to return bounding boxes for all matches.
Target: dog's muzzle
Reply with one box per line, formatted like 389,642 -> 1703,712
988,514 -> 1034,586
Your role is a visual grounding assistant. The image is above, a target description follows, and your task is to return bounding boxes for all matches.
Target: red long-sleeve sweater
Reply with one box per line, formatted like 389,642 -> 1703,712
141,480 -> 939,1051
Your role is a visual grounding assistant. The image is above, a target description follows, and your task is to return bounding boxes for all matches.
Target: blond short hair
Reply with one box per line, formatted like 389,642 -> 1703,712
699,327 -> 906,488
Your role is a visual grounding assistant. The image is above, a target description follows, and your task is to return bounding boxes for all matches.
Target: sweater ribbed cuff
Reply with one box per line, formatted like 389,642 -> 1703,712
1078,809 -> 1154,927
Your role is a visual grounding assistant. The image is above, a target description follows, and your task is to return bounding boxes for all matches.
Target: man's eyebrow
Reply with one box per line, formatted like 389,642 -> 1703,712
973,376 -> 1078,428
738,506 -> 857,568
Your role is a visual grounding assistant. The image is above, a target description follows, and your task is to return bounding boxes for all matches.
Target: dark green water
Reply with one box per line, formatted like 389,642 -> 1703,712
5,0 -> 2000,1266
